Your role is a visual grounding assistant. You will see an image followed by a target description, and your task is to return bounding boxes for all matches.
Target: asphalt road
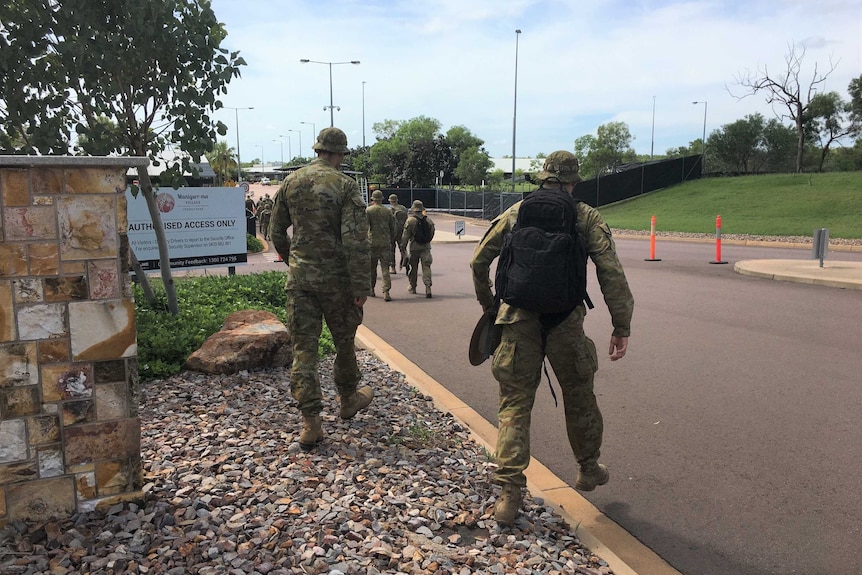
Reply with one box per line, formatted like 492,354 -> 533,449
361,214 -> 862,575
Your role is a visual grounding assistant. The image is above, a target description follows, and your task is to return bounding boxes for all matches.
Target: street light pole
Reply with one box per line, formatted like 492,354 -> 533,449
362,80 -> 367,148
279,134 -> 292,165
512,29 -> 521,194
226,106 -> 253,182
272,138 -> 283,167
299,59 -> 360,127
288,129 -> 302,160
650,96 -> 656,160
300,122 -> 315,152
256,145 -> 264,179
692,101 -> 708,175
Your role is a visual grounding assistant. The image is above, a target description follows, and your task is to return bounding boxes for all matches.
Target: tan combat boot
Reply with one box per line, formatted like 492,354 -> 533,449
495,483 -> 522,526
575,463 -> 609,491
339,386 -> 374,419
383,289 -> 392,302
425,286 -> 432,299
299,415 -> 323,451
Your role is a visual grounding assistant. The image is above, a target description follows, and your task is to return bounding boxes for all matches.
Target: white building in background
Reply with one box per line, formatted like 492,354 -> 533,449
489,157 -> 542,179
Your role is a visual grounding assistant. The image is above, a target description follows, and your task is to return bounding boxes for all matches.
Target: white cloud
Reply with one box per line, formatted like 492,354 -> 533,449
210,0 -> 861,161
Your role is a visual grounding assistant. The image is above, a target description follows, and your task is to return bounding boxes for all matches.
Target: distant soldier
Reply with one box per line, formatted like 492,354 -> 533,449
388,193 -> 409,273
366,190 -> 397,301
470,150 -> 634,526
257,193 -> 273,240
269,127 -> 373,451
400,200 -> 435,298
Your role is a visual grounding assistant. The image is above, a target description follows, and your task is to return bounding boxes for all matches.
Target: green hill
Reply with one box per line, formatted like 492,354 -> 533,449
597,172 -> 862,239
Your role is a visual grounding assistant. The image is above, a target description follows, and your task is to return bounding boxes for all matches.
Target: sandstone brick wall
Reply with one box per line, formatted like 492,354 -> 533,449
0,156 -> 148,525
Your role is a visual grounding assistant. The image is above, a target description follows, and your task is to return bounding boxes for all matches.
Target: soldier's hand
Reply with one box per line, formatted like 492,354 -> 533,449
609,336 -> 628,361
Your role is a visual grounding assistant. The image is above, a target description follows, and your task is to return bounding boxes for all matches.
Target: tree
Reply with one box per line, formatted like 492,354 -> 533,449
708,114 -> 766,173
0,0 -> 245,313
762,119 -> 797,172
733,42 -> 838,173
74,116 -> 124,156
369,116 -> 444,186
573,122 -> 637,178
805,91 -> 859,171
206,141 -> 237,185
455,145 -> 493,186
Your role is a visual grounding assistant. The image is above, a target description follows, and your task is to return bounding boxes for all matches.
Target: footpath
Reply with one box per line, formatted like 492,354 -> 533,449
244,216 -> 862,575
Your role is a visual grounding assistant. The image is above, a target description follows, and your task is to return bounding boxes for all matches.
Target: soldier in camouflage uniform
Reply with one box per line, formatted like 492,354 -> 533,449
470,150 -> 634,525
388,193 -> 408,273
269,127 -> 374,451
366,189 -> 397,301
400,200 -> 436,298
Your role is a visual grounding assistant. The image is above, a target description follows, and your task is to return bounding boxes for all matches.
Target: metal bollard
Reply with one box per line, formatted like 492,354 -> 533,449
813,228 -> 829,267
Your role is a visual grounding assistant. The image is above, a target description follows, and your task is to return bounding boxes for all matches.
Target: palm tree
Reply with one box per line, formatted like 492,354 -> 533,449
206,141 -> 237,185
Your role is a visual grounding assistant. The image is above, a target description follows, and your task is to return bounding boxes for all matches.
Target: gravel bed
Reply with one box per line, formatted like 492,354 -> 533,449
1,352 -> 612,575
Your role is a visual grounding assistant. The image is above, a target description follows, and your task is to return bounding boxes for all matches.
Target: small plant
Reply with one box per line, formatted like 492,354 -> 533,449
246,233 -> 264,253
134,271 -> 334,380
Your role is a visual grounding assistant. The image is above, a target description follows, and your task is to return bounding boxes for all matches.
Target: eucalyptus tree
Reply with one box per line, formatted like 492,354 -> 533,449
0,0 -> 245,313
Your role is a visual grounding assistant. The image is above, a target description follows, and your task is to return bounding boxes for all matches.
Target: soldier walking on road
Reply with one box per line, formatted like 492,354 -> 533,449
470,151 -> 634,526
400,200 -> 436,298
366,190 -> 397,301
269,127 -> 374,451
388,193 -> 409,273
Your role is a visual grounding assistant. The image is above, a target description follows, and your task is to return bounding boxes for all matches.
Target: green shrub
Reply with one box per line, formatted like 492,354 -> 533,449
134,271 -> 335,380
247,233 -> 264,252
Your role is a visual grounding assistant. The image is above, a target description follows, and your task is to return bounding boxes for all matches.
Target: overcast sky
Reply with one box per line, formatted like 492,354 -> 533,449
208,0 -> 861,164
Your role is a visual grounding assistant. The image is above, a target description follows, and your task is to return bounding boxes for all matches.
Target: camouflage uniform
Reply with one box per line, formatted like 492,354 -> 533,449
366,191 -> 397,296
269,149 -> 371,417
388,194 -> 409,271
400,200 -> 435,292
470,154 -> 633,490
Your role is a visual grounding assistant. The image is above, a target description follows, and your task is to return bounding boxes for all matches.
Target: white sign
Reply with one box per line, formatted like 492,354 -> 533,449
126,187 -> 247,270
454,220 -> 465,237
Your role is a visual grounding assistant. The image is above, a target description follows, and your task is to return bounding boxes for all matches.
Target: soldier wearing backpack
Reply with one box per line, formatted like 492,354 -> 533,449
470,150 -> 634,526
400,200 -> 436,298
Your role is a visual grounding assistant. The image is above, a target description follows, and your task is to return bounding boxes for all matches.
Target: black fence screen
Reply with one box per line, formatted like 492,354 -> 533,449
383,155 -> 702,221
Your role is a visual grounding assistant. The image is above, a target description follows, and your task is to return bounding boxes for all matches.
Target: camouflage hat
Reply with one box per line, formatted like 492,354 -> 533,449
536,150 -> 582,183
469,309 -> 502,366
388,194 -> 399,202
410,200 -> 425,213
312,127 -> 350,154
370,190 -> 384,201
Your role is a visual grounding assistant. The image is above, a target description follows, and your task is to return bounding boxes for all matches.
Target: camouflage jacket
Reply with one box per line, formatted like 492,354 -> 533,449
269,158 -> 371,297
391,204 -> 409,233
400,214 -> 435,251
366,202 -> 397,249
470,200 -> 634,337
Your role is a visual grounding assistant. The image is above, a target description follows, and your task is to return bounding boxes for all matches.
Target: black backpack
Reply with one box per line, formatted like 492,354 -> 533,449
413,216 -> 433,244
495,188 -> 592,314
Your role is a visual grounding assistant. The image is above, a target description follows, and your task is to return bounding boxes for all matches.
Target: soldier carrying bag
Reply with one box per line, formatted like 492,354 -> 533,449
494,187 -> 593,315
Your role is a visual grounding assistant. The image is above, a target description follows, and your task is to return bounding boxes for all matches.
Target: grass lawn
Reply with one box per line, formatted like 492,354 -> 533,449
596,172 -> 862,238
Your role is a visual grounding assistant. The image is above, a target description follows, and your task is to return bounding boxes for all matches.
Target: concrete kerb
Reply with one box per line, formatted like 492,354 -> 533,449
355,325 -> 682,575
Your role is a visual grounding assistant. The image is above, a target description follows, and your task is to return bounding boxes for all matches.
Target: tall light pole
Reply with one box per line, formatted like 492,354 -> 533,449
272,138 -> 283,167
288,129 -> 302,160
299,59 -> 361,127
650,96 -> 656,160
692,101 -> 708,174
256,145 -> 264,178
300,122 -> 315,152
512,29 -> 522,194
226,106 -> 253,182
279,134 -> 292,164
362,80 -> 367,148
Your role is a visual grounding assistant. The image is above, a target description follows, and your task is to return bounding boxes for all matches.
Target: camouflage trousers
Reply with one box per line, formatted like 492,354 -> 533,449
390,242 -> 405,271
285,289 -> 363,416
370,245 -> 392,292
491,311 -> 601,487
407,247 -> 432,289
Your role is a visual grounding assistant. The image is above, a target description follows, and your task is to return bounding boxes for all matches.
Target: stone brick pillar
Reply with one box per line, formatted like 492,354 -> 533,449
0,156 -> 149,525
